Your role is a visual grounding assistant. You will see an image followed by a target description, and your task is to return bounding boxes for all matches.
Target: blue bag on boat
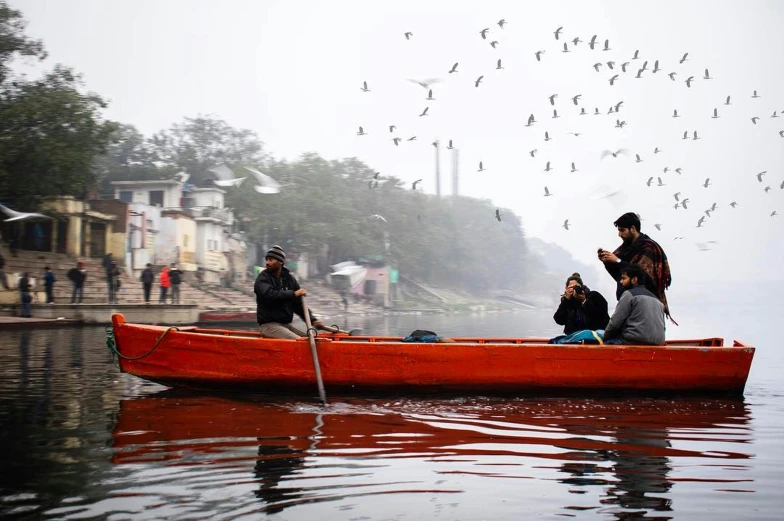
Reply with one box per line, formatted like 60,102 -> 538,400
402,329 -> 443,343
548,329 -> 605,345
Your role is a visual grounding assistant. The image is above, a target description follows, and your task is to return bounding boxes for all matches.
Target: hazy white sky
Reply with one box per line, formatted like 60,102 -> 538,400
10,0 -> 784,283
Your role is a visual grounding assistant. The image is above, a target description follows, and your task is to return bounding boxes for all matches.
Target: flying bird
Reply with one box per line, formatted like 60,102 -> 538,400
426,89 -> 435,100
490,40 -> 499,48
361,81 -> 370,92
572,94 -> 582,105
729,201 -> 738,208
554,26 -> 563,39
0,203 -> 51,223
772,211 -> 778,217
654,224 -> 662,231
601,149 -> 627,159
245,167 -> 282,194
603,39 -> 611,51
725,95 -> 731,105
544,131 -> 551,141
632,49 -> 640,59
478,161 -> 485,172
570,162 -> 577,172
697,216 -> 705,228
357,126 -> 367,136
446,139 -> 454,149
388,125 -> 396,132
407,136 -> 416,141
408,78 -> 440,89
419,107 -> 429,117
552,109 -> 559,119
480,28 -> 490,39
652,60 -> 660,73
673,192 -> 681,201
373,172 -> 381,179
498,19 -> 506,28
412,179 -> 422,190
392,137 -> 401,146
682,198 -> 690,209
772,111 -> 779,118
544,186 -> 552,197
752,90 -> 760,98
526,113 -> 536,126
562,219 -> 570,230
675,167 -> 683,175
635,68 -> 644,79
712,108 -> 719,119
635,154 -> 642,163
549,93 -> 558,105
693,130 -> 700,140
404,32 -> 413,40
703,68 -> 712,79
496,59 -> 504,70
448,62 -> 459,73
495,209 -> 502,222
609,74 -> 619,86
475,76 -> 484,87
544,161 -> 552,172
529,149 -> 537,157
685,76 -> 694,87
621,62 -> 630,72
535,50 -> 545,61
703,178 -> 711,188
683,130 -> 689,140
367,214 -> 388,222
580,107 -> 586,115
593,62 -> 603,72
657,177 -> 665,187
751,117 -> 760,124
679,52 -> 689,64
607,61 -> 616,69
646,177 -> 654,187
668,72 -> 677,80
764,186 -> 771,193
654,147 -> 661,154
588,35 -> 598,49
673,109 -> 680,118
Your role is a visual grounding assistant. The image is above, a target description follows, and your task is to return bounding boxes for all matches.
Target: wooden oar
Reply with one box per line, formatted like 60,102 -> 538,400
301,296 -> 327,406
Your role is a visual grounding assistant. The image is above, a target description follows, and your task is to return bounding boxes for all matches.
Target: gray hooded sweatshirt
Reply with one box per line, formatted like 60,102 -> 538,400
603,285 -> 666,345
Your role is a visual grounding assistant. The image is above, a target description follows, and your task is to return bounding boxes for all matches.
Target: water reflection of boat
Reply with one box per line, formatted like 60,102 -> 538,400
111,393 -> 752,515
110,313 -> 755,395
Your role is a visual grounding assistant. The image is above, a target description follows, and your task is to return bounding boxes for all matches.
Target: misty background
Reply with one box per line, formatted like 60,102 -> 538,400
7,0 -> 784,297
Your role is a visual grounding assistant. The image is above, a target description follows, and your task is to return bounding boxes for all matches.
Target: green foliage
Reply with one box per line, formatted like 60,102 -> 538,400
0,0 -> 47,83
149,116 -> 266,185
0,66 -> 117,209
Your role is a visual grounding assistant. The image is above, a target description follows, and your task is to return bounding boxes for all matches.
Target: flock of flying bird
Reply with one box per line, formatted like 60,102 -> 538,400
354,19 -> 783,243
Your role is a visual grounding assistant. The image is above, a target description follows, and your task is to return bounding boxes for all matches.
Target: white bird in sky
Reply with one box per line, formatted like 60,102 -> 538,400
367,214 -> 388,222
0,203 -> 51,222
245,166 -> 282,194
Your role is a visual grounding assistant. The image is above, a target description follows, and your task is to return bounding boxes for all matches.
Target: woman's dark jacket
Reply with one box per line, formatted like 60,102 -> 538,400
254,267 -> 315,326
553,289 -> 610,334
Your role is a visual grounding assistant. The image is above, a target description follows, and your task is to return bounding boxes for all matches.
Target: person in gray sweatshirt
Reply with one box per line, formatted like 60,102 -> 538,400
603,264 -> 666,345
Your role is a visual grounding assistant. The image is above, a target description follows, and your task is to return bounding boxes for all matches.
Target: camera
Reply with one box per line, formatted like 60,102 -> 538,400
573,285 -> 584,295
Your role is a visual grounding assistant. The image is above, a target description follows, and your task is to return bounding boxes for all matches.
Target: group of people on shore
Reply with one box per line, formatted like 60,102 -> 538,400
553,211 -> 671,345
252,212 -> 673,345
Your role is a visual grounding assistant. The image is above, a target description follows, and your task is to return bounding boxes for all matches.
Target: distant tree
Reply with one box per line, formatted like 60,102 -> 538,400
149,115 -> 266,185
94,123 -> 178,193
0,0 -> 47,83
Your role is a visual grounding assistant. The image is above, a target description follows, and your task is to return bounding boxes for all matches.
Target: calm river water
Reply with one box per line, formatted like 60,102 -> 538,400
1,287 -> 783,520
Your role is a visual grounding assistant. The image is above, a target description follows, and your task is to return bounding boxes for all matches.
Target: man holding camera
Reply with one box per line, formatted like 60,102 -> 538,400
553,272 -> 610,334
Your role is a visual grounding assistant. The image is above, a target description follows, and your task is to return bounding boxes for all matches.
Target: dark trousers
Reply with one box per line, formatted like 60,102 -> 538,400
143,282 -> 152,303
20,291 -> 32,317
71,284 -> 83,303
171,284 -> 180,304
45,285 -> 54,303
159,286 -> 168,303
108,279 -> 116,303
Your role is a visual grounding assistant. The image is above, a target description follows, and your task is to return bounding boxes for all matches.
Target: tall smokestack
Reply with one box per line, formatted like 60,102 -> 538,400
434,140 -> 441,197
451,148 -> 459,197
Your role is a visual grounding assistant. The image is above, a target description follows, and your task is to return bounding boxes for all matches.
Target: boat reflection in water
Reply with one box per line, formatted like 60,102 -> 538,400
110,392 -> 753,518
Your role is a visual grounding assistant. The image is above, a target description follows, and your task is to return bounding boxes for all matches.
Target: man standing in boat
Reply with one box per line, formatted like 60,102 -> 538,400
553,272 -> 610,334
598,212 -> 673,321
603,264 -> 666,345
254,246 -> 338,339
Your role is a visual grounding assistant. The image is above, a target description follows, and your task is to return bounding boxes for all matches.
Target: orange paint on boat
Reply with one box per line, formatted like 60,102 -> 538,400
110,314 -> 755,395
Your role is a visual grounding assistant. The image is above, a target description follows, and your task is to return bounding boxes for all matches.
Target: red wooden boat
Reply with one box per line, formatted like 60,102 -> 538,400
109,313 -> 755,396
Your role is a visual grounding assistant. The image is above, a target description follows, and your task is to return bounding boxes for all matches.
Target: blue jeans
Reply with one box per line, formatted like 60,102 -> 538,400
71,284 -> 83,303
20,291 -> 32,317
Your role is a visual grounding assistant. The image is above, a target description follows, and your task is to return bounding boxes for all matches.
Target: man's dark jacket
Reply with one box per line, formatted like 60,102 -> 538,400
553,289 -> 610,334
254,267 -> 315,326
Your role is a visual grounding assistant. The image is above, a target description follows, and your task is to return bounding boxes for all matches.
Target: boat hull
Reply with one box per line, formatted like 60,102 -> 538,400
110,314 -> 755,396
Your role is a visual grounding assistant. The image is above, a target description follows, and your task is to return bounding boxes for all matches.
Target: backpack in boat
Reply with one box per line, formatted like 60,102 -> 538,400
402,329 -> 443,343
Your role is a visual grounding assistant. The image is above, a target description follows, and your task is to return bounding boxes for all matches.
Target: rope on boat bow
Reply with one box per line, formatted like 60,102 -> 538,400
105,325 -> 180,362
